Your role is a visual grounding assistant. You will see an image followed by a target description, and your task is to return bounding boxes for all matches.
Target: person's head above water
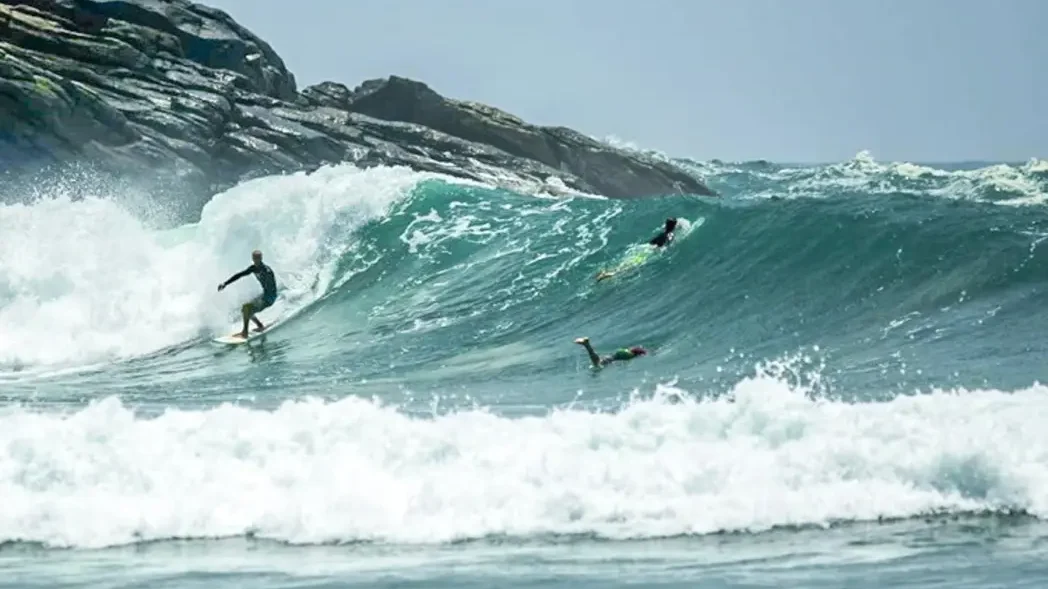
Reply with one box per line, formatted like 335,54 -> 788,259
252,249 -> 263,265
664,218 -> 678,232
629,346 -> 647,356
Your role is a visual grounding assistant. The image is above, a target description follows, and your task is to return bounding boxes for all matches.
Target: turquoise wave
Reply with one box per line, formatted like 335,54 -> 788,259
3,154 -> 1048,408
3,154 -> 1048,550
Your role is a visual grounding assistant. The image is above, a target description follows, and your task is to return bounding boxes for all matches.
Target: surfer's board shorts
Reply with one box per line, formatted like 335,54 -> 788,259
246,294 -> 276,313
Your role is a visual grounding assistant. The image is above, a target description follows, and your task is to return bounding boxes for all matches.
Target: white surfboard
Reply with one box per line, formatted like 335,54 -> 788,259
213,332 -> 260,345
212,319 -> 283,345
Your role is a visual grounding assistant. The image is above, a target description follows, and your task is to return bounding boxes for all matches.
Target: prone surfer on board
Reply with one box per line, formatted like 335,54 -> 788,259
218,249 -> 278,339
596,217 -> 678,281
574,337 -> 647,368
647,217 -> 678,248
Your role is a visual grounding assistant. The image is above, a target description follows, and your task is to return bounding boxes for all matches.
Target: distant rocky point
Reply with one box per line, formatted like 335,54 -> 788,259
0,0 -> 715,207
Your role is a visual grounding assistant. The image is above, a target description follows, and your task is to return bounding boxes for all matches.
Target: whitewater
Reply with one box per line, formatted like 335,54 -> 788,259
2,151 -> 1048,588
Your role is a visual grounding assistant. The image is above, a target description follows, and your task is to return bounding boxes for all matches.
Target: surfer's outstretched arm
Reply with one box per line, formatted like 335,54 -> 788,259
574,337 -> 603,368
218,267 -> 252,291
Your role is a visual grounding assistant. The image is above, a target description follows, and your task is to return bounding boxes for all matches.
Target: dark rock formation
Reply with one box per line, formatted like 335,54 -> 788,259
0,0 -> 714,209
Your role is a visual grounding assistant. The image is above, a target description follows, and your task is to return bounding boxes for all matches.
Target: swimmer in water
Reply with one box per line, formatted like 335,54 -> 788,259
574,336 -> 647,368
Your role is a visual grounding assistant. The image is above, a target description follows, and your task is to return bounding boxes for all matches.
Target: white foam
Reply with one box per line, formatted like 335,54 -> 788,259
0,164 -> 438,368
719,151 -> 1048,206
598,134 -> 675,165
1,372 -> 1046,549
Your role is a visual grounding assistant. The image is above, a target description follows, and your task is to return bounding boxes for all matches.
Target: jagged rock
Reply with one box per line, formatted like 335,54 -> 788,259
0,0 -> 715,210
324,76 -> 713,197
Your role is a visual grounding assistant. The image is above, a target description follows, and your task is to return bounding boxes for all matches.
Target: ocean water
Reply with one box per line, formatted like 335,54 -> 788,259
2,151 -> 1048,588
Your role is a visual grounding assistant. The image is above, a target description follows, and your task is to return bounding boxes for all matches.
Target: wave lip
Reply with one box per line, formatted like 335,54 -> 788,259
0,163 -> 436,369
1,375 -> 1046,549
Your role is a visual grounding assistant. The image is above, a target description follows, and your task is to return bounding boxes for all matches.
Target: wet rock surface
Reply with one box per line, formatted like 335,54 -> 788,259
0,0 -> 714,205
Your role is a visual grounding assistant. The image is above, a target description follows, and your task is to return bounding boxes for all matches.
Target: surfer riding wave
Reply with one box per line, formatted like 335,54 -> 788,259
218,249 -> 278,339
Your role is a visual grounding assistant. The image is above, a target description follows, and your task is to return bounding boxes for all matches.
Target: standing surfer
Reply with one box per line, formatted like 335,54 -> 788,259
218,249 -> 278,339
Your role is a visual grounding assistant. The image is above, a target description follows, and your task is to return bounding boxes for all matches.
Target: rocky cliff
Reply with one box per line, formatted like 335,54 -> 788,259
0,0 -> 714,207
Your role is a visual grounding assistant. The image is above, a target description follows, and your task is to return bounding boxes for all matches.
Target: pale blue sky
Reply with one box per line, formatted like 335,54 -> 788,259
205,0 -> 1045,163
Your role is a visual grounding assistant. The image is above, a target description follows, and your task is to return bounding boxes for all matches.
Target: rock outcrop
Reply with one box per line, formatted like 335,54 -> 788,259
0,0 -> 714,208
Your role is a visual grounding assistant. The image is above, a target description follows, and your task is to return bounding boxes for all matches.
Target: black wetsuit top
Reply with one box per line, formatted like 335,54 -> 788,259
649,230 -> 674,248
232,263 -> 277,302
